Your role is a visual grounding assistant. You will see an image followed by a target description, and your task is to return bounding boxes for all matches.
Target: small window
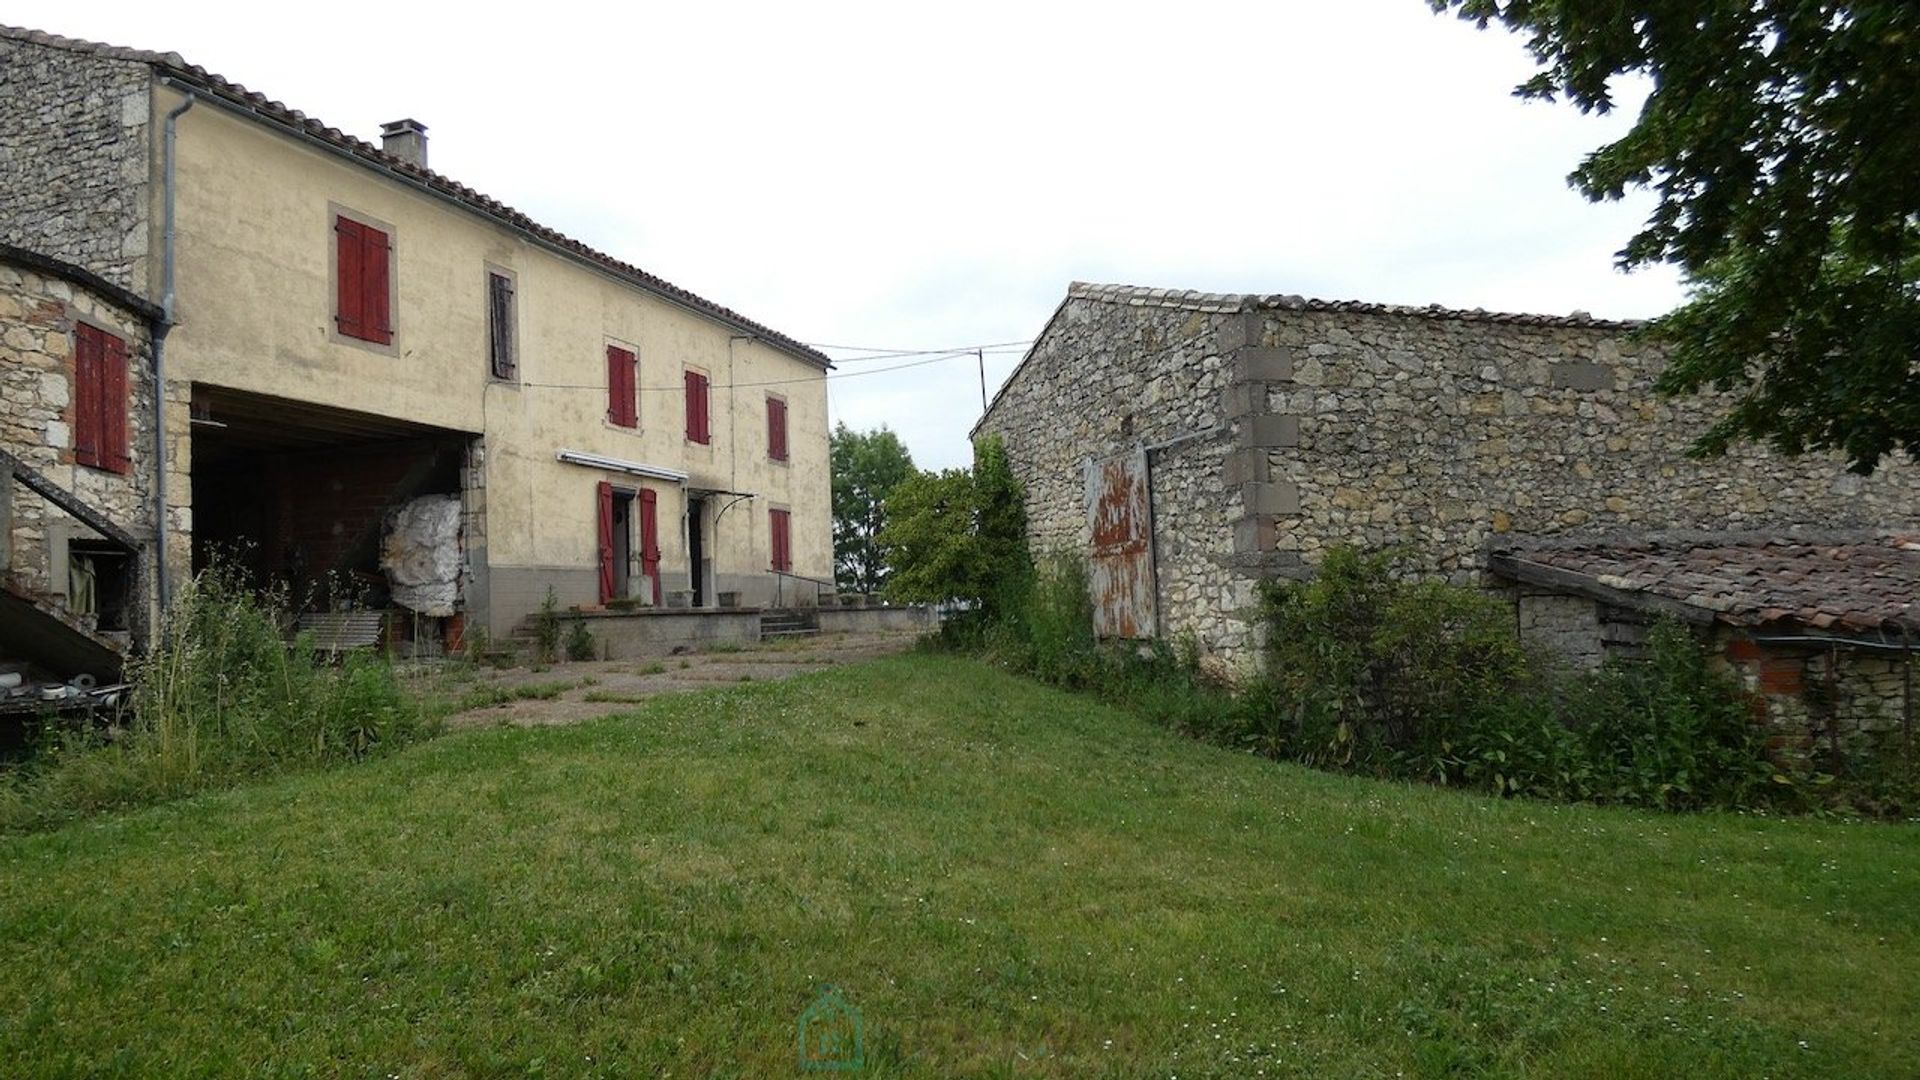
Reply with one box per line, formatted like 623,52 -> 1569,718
73,323 -> 129,475
685,369 -> 711,444
607,345 -> 637,427
769,507 -> 792,573
487,271 -> 516,379
766,396 -> 788,462
335,214 -> 392,345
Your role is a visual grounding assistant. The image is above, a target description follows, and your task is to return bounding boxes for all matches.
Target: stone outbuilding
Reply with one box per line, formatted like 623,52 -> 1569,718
975,282 -> 1920,670
1490,532 -> 1917,760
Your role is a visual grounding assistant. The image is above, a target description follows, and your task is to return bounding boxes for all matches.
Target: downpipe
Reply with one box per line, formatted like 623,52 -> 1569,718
152,90 -> 195,624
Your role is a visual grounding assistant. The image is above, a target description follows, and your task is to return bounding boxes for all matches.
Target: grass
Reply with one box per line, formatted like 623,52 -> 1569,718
0,653 -> 1915,1077
454,679 -> 582,711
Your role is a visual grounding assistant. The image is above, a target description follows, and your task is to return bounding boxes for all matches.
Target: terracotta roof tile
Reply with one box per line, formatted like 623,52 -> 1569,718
1491,531 -> 1920,636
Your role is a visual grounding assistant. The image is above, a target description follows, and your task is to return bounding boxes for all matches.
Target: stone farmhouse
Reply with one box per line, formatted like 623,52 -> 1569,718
977,282 -> 1919,751
0,25 -> 835,678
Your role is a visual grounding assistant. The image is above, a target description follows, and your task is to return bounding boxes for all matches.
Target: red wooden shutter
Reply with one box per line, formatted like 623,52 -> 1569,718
596,481 -> 616,604
72,324 -> 102,468
362,223 -> 392,345
770,508 -> 792,572
767,397 -> 788,461
101,330 -> 129,475
606,345 -> 637,427
685,371 -> 710,444
335,216 -> 366,339
638,488 -> 662,606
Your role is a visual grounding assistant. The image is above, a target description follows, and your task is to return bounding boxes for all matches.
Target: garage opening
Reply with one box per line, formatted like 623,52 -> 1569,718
187,387 -> 480,655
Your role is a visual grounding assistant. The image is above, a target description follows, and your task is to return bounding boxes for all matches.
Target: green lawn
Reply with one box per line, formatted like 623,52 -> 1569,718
1,654 -> 1916,1078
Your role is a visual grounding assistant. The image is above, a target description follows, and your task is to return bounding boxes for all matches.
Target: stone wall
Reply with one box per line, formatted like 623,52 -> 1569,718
1720,634 -> 1913,761
0,256 -> 157,637
0,36 -> 152,291
980,284 -> 1920,665
976,290 -> 1257,661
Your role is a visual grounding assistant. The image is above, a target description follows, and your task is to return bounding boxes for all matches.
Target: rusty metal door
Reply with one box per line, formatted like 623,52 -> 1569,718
1085,448 -> 1156,639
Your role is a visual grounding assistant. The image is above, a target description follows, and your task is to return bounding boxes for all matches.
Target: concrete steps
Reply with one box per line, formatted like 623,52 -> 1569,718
758,608 -> 820,640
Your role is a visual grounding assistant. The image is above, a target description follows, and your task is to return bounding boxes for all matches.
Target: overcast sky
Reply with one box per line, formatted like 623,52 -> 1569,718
19,0 -> 1683,470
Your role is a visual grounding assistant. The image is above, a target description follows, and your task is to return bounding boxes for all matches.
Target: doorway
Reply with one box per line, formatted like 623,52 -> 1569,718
687,496 -> 706,607
609,492 -> 632,601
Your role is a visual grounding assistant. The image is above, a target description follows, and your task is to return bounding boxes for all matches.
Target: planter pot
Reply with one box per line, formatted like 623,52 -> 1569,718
717,590 -> 741,609
665,590 -> 693,610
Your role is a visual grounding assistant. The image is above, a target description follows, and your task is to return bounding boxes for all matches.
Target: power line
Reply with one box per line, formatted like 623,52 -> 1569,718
514,348 -> 989,394
806,338 -> 1032,356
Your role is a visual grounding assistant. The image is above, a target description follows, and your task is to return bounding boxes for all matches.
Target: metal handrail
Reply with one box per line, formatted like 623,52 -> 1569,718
771,569 -> 836,608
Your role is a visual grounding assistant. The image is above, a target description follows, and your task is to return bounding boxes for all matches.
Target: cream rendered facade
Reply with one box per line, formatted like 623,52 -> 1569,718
158,86 -> 831,633
0,27 -> 832,639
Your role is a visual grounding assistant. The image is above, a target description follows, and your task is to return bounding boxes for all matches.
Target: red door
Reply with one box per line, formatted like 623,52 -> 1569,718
596,481 -> 616,604
638,489 -> 662,606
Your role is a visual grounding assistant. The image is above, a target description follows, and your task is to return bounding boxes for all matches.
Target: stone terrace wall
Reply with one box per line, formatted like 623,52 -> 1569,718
0,36 -> 152,291
0,258 -> 157,629
1256,303 -> 1920,581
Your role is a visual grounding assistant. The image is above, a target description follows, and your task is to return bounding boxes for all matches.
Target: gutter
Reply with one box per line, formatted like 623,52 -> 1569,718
153,89 -> 195,621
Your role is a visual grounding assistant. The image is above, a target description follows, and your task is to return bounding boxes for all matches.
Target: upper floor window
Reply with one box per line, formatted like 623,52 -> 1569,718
766,395 -> 788,462
685,369 -> 711,444
334,214 -> 392,345
487,270 -> 516,380
73,323 -> 130,475
607,344 -> 637,428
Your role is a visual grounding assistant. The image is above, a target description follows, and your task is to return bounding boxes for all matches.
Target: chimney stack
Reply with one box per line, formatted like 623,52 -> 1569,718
380,118 -> 428,169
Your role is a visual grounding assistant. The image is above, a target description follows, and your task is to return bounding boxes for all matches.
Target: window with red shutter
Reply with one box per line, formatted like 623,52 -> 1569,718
767,396 -> 788,462
770,508 -> 792,572
72,324 -> 129,474
606,345 -> 637,427
335,214 -> 393,345
685,370 -> 710,444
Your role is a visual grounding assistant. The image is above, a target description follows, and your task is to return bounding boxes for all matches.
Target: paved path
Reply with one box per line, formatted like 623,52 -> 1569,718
442,630 -> 924,729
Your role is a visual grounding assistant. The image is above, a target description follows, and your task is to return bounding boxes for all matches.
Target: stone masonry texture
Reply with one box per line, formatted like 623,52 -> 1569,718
0,35 -> 153,291
977,284 -> 1920,672
0,255 -> 158,637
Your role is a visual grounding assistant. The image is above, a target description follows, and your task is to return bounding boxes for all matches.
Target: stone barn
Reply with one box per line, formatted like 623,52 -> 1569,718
975,282 -> 1920,670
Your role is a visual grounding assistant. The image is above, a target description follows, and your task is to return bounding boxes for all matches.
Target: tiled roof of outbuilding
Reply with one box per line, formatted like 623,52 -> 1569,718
1067,281 -> 1646,330
0,24 -> 832,370
1489,532 -> 1920,636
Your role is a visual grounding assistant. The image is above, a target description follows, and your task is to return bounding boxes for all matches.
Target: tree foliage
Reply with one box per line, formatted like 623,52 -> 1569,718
829,423 -> 916,594
879,436 -> 1029,614
1433,1 -> 1920,472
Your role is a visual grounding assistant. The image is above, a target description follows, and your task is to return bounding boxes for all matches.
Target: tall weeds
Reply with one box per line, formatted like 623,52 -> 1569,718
0,566 -> 433,833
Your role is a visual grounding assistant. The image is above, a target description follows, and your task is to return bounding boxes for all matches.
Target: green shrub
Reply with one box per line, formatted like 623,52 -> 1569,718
533,588 -> 562,664
1256,547 -> 1532,771
0,566 -> 434,833
968,542 -> 1807,815
565,618 -> 595,662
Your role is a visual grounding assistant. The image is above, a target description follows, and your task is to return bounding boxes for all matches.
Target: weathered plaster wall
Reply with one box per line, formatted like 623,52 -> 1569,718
0,258 -> 157,633
980,285 -> 1920,666
0,37 -> 151,291
152,83 -> 830,635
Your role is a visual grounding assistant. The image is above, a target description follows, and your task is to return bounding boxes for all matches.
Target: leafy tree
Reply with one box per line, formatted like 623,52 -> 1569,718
829,423 -> 916,593
879,436 -> 1029,614
1431,1 -> 1920,472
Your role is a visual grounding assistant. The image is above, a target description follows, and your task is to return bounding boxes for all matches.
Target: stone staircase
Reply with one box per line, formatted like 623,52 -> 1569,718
758,607 -> 820,641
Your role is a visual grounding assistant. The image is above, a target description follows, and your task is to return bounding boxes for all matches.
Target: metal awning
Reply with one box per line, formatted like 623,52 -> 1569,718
555,450 -> 689,484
